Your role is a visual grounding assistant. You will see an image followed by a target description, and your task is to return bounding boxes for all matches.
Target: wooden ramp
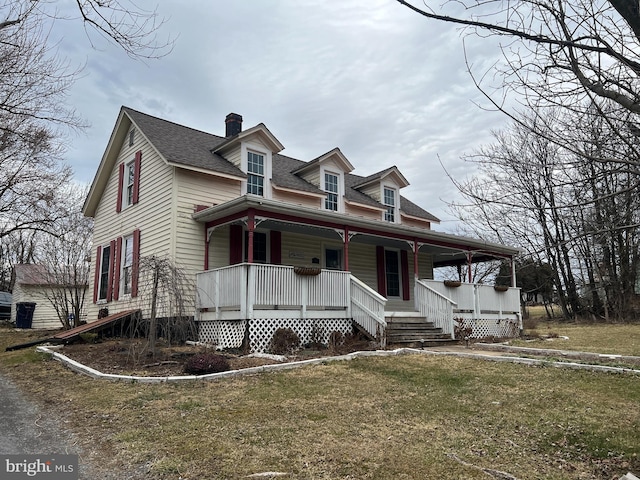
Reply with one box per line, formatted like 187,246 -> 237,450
51,309 -> 140,341
5,310 -> 140,351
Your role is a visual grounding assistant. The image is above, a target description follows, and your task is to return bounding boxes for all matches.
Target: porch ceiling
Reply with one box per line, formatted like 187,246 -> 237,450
194,195 -> 519,265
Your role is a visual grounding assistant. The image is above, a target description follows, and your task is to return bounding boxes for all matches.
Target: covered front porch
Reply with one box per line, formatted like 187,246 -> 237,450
192,196 -> 521,352
195,263 -> 521,352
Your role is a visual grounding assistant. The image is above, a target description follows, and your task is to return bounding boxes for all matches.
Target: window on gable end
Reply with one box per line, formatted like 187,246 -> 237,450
117,151 -> 141,212
125,160 -> 135,206
324,172 -> 339,211
129,129 -> 135,146
247,151 -> 264,196
384,187 -> 396,222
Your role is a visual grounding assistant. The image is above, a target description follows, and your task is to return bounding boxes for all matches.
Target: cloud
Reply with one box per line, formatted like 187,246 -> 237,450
53,0 -> 509,230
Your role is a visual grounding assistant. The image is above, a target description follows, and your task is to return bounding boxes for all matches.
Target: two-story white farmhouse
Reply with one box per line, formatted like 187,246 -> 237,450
83,107 -> 520,351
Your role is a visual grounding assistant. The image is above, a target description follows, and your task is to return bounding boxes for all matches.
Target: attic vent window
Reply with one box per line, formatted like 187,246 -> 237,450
128,129 -> 135,146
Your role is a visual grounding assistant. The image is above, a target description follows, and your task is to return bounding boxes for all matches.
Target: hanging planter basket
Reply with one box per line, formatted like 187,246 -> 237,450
493,285 -> 509,292
293,266 -> 322,276
444,280 -> 462,288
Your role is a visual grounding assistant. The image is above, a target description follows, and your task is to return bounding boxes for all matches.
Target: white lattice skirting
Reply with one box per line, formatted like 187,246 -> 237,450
458,318 -> 519,339
197,318 -> 352,353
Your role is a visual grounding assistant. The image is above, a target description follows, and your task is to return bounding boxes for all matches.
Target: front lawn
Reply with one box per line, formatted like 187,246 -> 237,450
1,324 -> 639,479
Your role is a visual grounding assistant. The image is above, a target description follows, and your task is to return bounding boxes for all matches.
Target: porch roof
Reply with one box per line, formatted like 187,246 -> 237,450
193,196 -> 519,266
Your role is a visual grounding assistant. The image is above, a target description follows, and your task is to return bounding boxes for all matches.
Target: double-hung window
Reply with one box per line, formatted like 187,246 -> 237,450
324,172 -> 339,211
125,161 -> 136,207
247,152 -> 264,196
98,245 -> 111,301
384,187 -> 396,222
122,235 -> 134,295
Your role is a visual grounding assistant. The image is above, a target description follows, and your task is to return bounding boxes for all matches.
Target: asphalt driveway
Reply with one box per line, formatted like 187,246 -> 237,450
0,373 -> 146,480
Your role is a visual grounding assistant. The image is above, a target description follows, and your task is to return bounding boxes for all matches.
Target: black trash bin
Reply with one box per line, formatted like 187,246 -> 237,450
15,302 -> 36,329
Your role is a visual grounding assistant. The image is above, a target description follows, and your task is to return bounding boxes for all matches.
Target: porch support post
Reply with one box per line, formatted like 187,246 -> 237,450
413,240 -> 419,279
467,251 -> 473,283
247,208 -> 255,263
510,255 -> 517,287
344,226 -> 350,271
204,225 -> 209,271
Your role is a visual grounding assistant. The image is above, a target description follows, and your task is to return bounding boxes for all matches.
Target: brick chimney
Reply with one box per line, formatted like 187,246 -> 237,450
225,113 -> 243,137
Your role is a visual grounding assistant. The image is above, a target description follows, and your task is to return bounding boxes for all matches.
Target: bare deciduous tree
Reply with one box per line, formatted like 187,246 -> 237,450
0,0 -> 172,244
396,1 -> 640,115
39,184 -> 93,329
450,106 -> 640,320
130,255 -> 196,360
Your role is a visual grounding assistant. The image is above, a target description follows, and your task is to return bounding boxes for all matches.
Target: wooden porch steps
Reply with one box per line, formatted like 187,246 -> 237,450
385,311 -> 456,347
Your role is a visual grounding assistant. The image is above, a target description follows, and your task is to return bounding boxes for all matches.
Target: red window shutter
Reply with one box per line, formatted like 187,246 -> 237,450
401,250 -> 410,301
107,239 -> 116,301
131,229 -> 141,297
113,236 -> 122,300
229,225 -> 243,264
270,230 -> 281,265
132,150 -> 141,205
93,246 -> 102,303
116,163 -> 124,213
376,246 -> 386,296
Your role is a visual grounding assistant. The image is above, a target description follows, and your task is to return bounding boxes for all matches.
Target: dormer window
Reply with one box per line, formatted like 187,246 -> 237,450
324,172 -> 339,211
384,187 -> 396,222
247,151 -> 264,196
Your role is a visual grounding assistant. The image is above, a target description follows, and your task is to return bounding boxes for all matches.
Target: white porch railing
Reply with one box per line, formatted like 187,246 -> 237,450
414,279 -> 456,338
196,263 -> 352,318
420,279 -> 522,338
196,264 -> 388,346
350,275 -> 387,346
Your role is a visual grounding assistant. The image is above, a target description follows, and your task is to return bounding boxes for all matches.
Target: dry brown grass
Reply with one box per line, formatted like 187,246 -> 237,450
2,325 -> 640,479
512,320 -> 640,356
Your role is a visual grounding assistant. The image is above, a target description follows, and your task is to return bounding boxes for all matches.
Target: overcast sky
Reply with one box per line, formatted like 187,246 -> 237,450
53,0 -> 508,231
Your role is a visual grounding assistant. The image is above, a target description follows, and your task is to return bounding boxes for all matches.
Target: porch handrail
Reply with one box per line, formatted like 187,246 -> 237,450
196,264 -> 352,320
415,279 -> 456,338
350,275 -> 387,346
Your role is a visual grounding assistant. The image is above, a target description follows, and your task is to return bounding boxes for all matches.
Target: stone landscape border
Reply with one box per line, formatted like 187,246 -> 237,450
35,344 -> 640,383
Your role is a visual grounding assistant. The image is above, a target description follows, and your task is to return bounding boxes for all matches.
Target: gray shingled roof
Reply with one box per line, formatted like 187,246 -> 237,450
124,107 -> 246,179
352,166 -> 401,189
123,106 -> 439,223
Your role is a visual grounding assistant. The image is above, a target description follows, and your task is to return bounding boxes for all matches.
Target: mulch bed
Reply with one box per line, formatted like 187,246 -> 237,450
57,337 -> 374,377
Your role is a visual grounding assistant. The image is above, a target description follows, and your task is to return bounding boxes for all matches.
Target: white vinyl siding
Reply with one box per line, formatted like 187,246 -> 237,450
298,169 -> 320,188
359,184 -> 381,202
271,189 -> 322,208
174,169 -> 241,273
87,134 -> 174,320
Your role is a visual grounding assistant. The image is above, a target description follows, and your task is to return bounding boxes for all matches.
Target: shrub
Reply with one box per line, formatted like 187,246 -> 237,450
308,323 -> 326,349
183,352 -> 230,375
269,327 -> 300,355
522,316 -> 539,331
454,317 -> 473,344
328,330 -> 344,353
